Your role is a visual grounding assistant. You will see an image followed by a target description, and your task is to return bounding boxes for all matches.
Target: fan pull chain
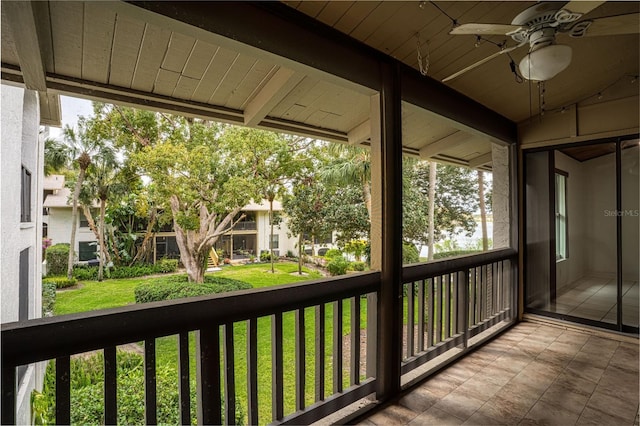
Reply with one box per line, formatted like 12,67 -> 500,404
538,81 -> 546,119
416,34 -> 430,76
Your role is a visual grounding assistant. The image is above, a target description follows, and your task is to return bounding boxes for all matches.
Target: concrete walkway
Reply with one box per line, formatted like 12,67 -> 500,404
358,320 -> 639,425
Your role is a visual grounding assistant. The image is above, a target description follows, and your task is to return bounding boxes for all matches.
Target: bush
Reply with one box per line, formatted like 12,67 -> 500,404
323,248 -> 342,260
259,250 -> 272,262
38,351 -> 244,425
326,256 -> 349,276
402,242 -> 420,264
42,276 -> 77,289
45,244 -> 69,276
42,281 -> 56,317
155,258 -> 179,273
134,275 -> 252,304
73,260 -> 180,281
349,261 -> 367,271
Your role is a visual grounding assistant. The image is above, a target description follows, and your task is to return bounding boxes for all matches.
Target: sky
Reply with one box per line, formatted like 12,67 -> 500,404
48,95 -> 94,138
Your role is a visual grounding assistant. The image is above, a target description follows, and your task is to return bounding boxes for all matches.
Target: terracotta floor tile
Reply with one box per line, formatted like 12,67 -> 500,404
586,390 -> 639,423
407,407 -> 464,426
433,390 -> 485,421
520,400 -> 580,426
367,404 -> 419,426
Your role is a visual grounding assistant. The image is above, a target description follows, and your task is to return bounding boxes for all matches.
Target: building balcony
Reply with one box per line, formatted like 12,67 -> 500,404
3,249 -> 523,425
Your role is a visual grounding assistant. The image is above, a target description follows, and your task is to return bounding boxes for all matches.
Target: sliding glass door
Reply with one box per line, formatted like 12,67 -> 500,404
524,137 -> 639,333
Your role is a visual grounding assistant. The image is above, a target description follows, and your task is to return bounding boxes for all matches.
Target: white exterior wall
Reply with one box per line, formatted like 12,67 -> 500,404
46,207 -> 97,257
255,210 -> 298,256
0,84 -> 46,425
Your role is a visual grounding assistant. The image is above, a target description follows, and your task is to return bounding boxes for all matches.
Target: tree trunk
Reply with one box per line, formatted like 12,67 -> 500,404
98,198 -> 106,281
427,162 -> 437,261
131,209 -> 157,265
298,233 -> 303,275
363,181 -> 372,220
269,198 -> 275,273
82,204 -> 112,265
478,171 -> 489,251
67,168 -> 86,279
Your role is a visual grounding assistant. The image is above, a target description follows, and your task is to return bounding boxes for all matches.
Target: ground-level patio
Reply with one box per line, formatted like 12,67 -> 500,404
356,319 -> 639,426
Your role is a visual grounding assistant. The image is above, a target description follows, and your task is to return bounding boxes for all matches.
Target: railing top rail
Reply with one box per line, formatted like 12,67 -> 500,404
1,271 -> 380,367
402,248 -> 517,283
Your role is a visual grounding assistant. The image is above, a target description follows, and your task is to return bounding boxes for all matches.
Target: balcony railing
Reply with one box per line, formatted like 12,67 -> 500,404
1,249 -> 517,425
401,248 -> 517,387
233,221 -> 257,231
1,272 -> 380,425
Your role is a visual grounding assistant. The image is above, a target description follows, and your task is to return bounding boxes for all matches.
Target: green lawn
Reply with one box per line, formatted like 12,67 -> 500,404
54,262 -> 369,424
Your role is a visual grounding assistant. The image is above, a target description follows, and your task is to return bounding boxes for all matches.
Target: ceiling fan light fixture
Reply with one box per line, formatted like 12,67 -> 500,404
519,44 -> 572,81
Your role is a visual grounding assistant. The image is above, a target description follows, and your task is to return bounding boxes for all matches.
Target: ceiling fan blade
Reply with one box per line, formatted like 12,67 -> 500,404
563,1 -> 605,15
582,13 -> 640,36
442,44 -> 524,83
450,23 -> 521,36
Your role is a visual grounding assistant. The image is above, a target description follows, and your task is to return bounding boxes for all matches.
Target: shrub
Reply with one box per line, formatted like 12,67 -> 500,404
45,244 -> 69,276
155,258 -> 179,273
38,352 -> 244,425
259,250 -> 272,262
326,255 -> 349,276
323,248 -> 342,260
134,275 -> 252,304
41,281 -> 56,317
349,261 -> 367,272
73,265 -> 97,280
402,242 -> 420,264
42,276 -> 77,289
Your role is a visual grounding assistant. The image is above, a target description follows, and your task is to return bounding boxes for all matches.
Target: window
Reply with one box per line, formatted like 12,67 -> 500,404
555,170 -> 568,260
21,166 -> 31,222
19,248 -> 30,321
78,241 -> 97,261
270,234 -> 279,249
79,211 -> 90,228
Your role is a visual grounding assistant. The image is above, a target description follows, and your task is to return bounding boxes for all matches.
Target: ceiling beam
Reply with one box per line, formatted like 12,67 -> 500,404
468,152 -> 492,169
419,131 -> 471,159
244,67 -> 304,127
124,1 -> 516,144
3,1 -> 47,92
39,93 -> 62,127
347,120 -> 370,145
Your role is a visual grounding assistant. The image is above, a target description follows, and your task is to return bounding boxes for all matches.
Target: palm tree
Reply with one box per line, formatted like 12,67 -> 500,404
319,144 -> 372,218
62,120 -> 102,279
83,145 -> 121,281
43,137 -> 70,175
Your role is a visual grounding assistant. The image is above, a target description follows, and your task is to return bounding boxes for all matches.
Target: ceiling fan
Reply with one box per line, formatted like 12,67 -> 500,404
443,1 -> 639,83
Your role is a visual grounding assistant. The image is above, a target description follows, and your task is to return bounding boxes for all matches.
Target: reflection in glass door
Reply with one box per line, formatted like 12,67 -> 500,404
621,140 -> 639,328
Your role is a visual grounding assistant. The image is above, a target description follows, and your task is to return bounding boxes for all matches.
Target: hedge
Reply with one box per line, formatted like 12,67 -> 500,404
42,276 -> 77,289
134,275 -> 252,304
45,244 -> 69,276
36,351 -> 244,425
349,261 -> 367,272
434,250 -> 481,259
42,282 -> 56,317
73,259 -> 179,281
323,248 -> 342,260
402,242 -> 420,264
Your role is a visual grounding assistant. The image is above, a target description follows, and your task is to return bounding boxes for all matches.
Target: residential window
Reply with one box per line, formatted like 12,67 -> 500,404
79,211 -> 90,228
78,241 -> 97,261
555,170 -> 568,260
270,234 -> 279,249
18,248 -> 29,383
21,166 -> 31,222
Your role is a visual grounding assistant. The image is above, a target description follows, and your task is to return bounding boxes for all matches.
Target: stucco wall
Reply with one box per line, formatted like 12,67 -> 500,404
256,210 -> 297,256
47,207 -> 97,253
0,84 -> 46,425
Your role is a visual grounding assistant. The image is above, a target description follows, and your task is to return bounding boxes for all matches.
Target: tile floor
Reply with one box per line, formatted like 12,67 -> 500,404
554,277 -> 639,326
357,321 -> 639,425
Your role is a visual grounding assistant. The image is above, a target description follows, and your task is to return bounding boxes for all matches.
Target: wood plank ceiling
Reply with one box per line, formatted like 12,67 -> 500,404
2,2 -> 637,170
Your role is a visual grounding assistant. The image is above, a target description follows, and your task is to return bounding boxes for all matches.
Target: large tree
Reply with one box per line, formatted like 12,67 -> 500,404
283,177 -> 332,274
61,120 -> 103,279
132,121 -> 273,283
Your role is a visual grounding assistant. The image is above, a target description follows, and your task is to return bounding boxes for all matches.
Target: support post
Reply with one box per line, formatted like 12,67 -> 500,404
369,60 -> 403,400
